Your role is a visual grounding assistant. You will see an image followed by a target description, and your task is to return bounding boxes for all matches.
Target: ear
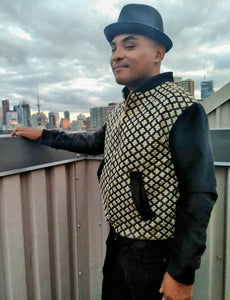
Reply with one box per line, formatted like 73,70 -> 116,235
155,45 -> 165,63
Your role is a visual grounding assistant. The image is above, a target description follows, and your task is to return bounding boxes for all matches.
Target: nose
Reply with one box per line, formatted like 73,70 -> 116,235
111,46 -> 125,62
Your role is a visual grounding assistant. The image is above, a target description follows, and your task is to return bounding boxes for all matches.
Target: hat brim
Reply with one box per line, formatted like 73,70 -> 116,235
104,22 -> 173,52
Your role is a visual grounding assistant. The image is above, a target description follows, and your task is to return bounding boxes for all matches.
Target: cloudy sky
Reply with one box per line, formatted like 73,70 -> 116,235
0,0 -> 230,116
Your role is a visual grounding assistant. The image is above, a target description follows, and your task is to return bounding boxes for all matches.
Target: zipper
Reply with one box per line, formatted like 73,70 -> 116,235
106,89 -> 133,215
117,89 -> 133,137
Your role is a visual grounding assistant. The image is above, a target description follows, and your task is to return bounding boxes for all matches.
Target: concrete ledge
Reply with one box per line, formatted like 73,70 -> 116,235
1,128 -> 229,176
0,136 -> 84,176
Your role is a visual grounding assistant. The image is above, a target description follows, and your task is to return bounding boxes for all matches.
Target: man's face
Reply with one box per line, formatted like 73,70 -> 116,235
110,34 -> 163,91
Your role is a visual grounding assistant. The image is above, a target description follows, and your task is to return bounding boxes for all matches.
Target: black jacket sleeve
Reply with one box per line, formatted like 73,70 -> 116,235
40,124 -> 106,156
167,103 -> 218,285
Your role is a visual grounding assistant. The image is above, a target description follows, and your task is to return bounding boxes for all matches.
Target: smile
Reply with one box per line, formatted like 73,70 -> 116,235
113,65 -> 128,73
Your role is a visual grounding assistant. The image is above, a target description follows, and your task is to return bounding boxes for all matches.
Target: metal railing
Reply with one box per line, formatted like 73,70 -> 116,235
0,135 -> 229,299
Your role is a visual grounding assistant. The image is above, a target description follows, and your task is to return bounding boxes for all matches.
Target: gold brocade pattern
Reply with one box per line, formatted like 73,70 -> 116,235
99,81 -> 196,240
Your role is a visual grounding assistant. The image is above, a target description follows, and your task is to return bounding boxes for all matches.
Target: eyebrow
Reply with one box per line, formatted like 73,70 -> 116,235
110,35 -> 138,47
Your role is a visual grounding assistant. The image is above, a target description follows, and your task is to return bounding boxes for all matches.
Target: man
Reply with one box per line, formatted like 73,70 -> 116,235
12,4 -> 217,300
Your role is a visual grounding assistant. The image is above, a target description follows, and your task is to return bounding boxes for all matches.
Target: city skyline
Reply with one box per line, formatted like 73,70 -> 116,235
0,97 -> 91,132
1,99 -> 90,125
0,0 -> 229,113
0,76 -> 219,118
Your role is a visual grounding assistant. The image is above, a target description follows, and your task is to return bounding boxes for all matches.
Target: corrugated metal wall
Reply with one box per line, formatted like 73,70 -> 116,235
193,166 -> 230,300
203,99 -> 230,128
0,160 -> 108,300
1,160 -> 229,299
0,153 -> 229,299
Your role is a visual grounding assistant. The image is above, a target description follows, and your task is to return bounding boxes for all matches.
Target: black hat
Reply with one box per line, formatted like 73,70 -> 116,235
104,4 -> 173,52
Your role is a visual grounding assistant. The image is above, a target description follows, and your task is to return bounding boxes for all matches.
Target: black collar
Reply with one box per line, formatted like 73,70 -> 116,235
122,72 -> 174,99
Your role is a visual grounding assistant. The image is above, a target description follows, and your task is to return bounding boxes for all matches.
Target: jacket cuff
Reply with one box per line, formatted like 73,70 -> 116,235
40,129 -> 55,147
167,263 -> 195,285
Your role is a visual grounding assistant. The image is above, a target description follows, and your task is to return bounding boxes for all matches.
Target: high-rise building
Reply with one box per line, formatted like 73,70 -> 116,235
2,99 -> 10,125
174,77 -> 182,83
77,114 -> 86,121
32,112 -> 48,128
64,111 -> 70,120
90,103 -> 118,129
60,118 -> 70,130
175,78 -> 195,97
0,107 -> 3,129
14,101 -> 31,127
201,80 -> 213,101
83,118 -> 91,131
48,112 -> 60,128
6,111 -> 18,129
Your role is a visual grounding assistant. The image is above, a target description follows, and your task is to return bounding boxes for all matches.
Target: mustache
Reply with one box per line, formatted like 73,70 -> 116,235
112,62 -> 129,69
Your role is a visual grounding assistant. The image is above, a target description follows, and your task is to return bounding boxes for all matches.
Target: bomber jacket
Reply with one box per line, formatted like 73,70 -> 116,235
40,72 -> 217,285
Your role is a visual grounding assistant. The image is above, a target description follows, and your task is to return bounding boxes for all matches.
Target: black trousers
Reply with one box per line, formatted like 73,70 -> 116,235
102,227 -> 170,300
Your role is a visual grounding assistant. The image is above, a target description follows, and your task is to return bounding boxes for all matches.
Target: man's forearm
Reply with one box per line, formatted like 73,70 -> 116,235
40,125 -> 106,155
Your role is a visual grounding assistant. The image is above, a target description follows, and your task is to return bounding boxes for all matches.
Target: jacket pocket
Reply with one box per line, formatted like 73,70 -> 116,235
130,172 -> 155,221
97,158 -> 105,181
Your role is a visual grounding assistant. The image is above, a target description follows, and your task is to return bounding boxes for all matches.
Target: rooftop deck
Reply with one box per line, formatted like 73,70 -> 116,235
0,134 -> 229,300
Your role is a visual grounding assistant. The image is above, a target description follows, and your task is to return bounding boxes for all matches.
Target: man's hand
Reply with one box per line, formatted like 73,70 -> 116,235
11,127 -> 43,140
159,272 -> 193,300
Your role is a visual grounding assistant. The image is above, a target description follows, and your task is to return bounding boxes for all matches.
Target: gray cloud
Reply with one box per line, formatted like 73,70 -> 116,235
0,0 -> 229,114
